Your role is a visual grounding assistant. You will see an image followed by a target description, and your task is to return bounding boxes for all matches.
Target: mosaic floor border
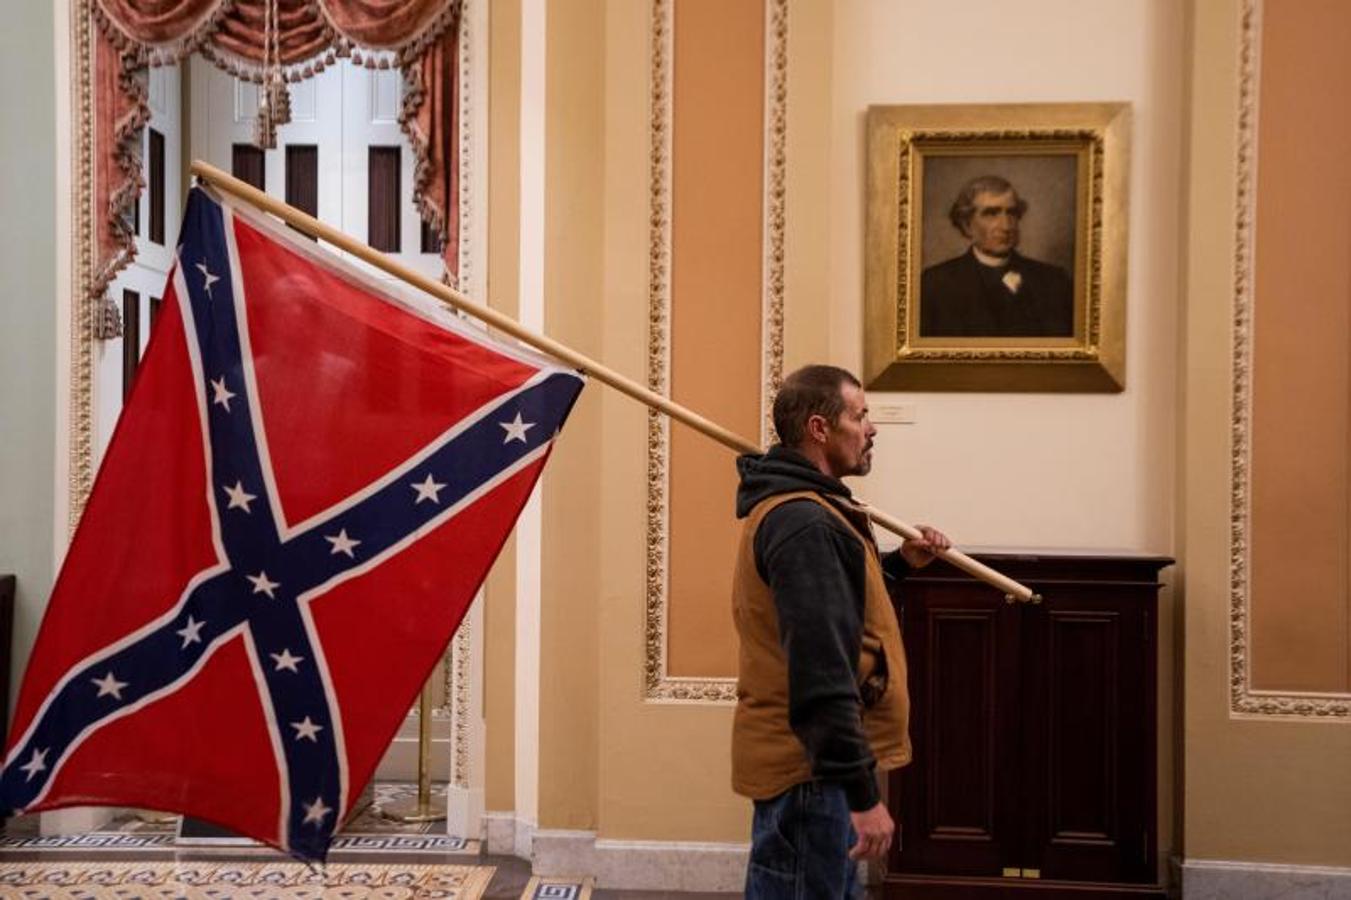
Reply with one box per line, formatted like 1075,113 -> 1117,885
521,875 -> 594,900
0,860 -> 495,898
0,831 -> 479,855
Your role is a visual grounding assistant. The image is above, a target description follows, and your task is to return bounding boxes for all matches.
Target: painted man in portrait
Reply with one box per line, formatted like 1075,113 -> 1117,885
919,175 -> 1074,338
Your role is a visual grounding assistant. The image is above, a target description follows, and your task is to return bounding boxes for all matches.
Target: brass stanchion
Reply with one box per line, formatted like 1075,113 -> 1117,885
379,679 -> 447,823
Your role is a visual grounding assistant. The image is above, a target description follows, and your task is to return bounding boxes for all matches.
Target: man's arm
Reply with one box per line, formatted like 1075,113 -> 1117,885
757,503 -> 879,811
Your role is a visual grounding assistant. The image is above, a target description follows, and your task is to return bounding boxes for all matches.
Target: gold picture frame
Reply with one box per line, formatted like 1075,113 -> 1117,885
864,102 -> 1130,392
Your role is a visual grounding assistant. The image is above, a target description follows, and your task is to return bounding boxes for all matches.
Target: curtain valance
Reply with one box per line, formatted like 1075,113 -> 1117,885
91,0 -> 461,310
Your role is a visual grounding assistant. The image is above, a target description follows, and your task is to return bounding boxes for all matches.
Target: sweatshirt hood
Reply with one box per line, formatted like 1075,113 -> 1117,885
735,445 -> 852,518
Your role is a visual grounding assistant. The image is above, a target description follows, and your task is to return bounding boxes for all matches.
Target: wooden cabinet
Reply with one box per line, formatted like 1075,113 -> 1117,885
885,552 -> 1171,899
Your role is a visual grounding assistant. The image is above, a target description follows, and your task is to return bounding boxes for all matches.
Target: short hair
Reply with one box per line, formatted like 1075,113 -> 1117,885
948,175 -> 1028,236
772,365 -> 861,448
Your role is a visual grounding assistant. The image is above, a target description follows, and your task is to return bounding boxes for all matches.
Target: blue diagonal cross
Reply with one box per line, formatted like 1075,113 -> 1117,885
0,190 -> 582,861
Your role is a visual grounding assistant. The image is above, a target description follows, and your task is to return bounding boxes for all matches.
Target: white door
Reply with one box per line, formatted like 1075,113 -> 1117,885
97,63 -> 182,460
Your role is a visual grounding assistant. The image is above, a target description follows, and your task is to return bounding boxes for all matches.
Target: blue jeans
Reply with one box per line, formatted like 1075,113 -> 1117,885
745,781 -> 862,899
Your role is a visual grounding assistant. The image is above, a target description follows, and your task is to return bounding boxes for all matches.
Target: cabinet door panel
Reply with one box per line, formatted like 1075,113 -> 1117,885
1023,588 -> 1152,883
893,582 -> 1020,877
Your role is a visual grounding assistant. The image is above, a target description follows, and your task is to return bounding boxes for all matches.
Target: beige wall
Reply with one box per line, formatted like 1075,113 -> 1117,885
536,0 -> 606,832
483,0 -> 523,815
590,0 -> 749,841
826,0 -> 1183,553
501,0 -> 1190,848
484,0 -> 1351,871
1180,0 -> 1351,866
820,0 -> 1186,872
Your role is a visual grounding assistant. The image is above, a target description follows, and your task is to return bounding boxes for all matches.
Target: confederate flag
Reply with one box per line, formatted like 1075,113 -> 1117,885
0,187 -> 584,861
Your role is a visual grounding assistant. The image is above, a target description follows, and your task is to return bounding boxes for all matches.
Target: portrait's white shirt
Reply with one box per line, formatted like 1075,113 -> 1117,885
971,246 -> 1023,294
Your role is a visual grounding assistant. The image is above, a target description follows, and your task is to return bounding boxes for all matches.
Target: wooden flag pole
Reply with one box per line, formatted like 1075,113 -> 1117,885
188,160 -> 1039,604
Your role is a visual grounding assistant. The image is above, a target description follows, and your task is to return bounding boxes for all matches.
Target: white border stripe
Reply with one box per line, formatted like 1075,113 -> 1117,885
240,629 -> 292,851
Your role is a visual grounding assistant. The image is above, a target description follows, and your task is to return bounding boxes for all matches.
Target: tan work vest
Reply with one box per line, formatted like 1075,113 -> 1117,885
731,491 -> 912,800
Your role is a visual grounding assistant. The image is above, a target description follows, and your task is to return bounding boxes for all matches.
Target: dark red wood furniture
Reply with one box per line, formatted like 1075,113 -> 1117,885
885,551 -> 1171,899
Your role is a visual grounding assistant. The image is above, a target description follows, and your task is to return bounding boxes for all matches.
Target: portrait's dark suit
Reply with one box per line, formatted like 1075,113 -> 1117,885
919,249 -> 1073,337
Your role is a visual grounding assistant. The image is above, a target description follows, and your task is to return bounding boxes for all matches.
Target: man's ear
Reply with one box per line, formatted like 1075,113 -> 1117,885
805,413 -> 829,444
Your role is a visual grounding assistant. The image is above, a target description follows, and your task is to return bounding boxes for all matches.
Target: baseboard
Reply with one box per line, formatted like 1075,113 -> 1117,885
444,785 -> 483,839
532,828 -> 749,892
1180,858 -> 1351,899
39,807 -> 116,836
884,873 -> 1166,899
482,810 -> 535,858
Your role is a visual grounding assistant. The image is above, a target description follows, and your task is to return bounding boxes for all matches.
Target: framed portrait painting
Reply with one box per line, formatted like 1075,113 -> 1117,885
864,103 -> 1130,391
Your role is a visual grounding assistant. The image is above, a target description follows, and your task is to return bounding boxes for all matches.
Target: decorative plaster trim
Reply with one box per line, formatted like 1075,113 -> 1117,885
533,829 -> 749,893
68,0 -> 98,537
446,0 -> 480,793
454,0 -> 474,292
642,0 -> 682,700
1181,859 -> 1351,899
643,0 -> 786,703
761,0 -> 787,445
1228,0 -> 1350,718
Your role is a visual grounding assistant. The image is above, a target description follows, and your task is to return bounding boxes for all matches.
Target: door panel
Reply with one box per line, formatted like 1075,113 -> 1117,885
99,64 -> 181,462
895,581 -> 1021,877
1024,588 -> 1152,883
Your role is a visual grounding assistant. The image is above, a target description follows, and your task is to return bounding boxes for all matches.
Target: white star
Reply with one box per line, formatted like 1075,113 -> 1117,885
176,615 -> 206,649
195,261 -> 220,298
290,716 -> 324,742
18,748 -> 48,782
247,571 -> 280,599
91,671 -> 129,700
324,529 -> 361,558
223,481 -> 257,513
270,648 -> 305,673
302,795 -> 332,826
411,473 -> 446,505
499,412 -> 535,444
210,377 -> 236,412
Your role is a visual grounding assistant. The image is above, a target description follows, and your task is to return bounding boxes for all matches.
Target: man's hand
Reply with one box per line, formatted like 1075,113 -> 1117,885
848,802 -> 895,860
899,524 -> 951,569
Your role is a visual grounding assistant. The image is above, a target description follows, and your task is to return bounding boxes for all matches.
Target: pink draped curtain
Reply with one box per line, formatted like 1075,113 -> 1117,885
91,0 -> 460,304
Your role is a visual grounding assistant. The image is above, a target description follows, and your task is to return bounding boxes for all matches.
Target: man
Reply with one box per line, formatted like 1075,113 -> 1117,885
732,364 -> 950,898
920,174 -> 1074,337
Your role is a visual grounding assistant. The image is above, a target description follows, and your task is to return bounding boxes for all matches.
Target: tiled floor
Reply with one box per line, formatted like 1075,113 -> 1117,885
0,784 -> 749,898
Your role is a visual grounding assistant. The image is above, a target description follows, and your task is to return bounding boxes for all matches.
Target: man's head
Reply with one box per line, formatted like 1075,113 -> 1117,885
948,175 -> 1027,260
772,365 -> 877,479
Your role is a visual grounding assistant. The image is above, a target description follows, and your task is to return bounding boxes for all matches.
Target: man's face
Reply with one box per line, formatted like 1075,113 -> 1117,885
964,189 -> 1022,258
822,383 -> 877,479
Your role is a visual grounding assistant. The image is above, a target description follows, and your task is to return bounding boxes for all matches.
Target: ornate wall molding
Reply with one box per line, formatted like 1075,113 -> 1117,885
446,0 -> 482,792
643,0 -> 786,703
1229,0 -> 1349,719
761,0 -> 787,445
69,0 -> 99,537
